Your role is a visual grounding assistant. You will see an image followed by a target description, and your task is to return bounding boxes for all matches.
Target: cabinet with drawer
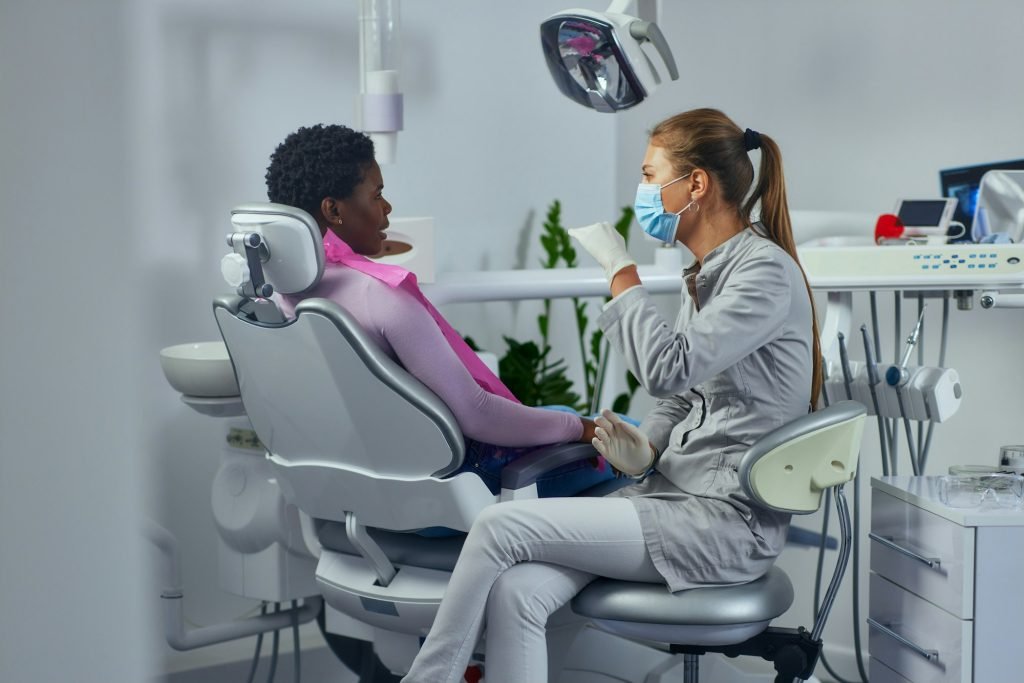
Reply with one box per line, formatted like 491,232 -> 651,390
870,477 -> 1024,682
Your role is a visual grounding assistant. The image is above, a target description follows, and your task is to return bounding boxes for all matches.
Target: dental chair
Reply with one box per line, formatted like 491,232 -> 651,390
570,400 -> 866,683
213,202 -> 613,677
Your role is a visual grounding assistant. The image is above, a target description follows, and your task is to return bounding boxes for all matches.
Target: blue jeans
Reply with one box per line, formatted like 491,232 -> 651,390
457,405 -> 639,497
417,407 -> 638,537
458,437 -> 613,498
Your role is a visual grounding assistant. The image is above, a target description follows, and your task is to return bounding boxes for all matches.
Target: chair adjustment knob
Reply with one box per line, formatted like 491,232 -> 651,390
221,253 -> 251,288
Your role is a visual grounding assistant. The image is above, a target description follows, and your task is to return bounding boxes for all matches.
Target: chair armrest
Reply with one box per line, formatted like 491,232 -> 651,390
500,443 -> 600,490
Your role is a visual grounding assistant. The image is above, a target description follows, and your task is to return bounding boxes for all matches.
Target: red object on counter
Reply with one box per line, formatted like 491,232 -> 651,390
874,213 -> 904,243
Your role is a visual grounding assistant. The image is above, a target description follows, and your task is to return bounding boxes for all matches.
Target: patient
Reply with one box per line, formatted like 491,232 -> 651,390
265,123 -> 616,498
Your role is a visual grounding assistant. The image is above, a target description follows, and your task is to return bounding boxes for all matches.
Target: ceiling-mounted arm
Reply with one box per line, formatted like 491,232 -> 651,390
629,19 -> 679,81
608,0 -> 658,24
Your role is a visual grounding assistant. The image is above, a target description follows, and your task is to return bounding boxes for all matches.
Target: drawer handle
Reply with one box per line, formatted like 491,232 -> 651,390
869,532 -> 941,568
867,618 -> 939,662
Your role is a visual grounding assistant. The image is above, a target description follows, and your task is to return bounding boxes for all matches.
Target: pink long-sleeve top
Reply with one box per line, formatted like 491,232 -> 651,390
277,265 -> 583,447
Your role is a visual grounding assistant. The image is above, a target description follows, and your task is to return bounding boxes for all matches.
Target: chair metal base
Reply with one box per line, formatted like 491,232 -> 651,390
673,626 -> 822,683
315,549 -> 450,635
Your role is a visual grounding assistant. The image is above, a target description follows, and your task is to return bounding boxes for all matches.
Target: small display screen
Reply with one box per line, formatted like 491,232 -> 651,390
897,200 -> 949,227
940,159 -> 1024,231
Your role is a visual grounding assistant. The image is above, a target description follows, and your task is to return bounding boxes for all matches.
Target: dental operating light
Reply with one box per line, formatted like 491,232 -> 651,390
541,0 -> 679,112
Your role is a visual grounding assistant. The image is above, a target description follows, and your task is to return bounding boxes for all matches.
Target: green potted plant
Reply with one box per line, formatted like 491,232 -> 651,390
495,200 -> 640,415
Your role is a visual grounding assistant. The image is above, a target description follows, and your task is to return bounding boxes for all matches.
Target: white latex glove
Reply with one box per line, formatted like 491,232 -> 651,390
592,409 -> 655,477
567,222 -> 637,281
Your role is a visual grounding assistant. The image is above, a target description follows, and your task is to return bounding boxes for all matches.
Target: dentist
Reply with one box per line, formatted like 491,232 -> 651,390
402,108 -> 822,683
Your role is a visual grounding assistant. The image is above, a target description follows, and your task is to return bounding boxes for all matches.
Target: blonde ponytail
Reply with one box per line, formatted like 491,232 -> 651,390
744,134 -> 822,408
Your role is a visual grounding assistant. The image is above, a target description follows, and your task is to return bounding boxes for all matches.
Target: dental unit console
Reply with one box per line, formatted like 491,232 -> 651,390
797,242 -> 1024,292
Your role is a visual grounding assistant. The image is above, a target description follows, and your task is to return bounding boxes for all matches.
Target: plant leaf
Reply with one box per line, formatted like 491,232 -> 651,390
589,329 -> 603,360
575,309 -> 588,332
626,371 -> 640,393
615,205 -> 634,247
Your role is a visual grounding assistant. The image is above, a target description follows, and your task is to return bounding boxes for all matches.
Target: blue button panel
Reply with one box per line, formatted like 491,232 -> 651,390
901,249 -> 1013,272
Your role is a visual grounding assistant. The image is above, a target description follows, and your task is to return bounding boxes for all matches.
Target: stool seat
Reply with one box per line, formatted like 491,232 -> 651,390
572,566 -> 794,646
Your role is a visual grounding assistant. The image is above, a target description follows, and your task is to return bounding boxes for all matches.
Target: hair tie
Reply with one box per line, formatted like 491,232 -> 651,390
743,128 -> 762,152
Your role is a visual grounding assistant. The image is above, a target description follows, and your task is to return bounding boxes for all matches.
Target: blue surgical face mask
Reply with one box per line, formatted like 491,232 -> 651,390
634,173 -> 694,244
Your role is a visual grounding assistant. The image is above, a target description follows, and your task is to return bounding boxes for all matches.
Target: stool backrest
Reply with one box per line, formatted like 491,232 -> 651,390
739,401 -> 866,514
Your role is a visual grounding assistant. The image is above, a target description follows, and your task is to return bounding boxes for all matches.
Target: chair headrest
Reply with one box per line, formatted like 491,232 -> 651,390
227,203 -> 325,296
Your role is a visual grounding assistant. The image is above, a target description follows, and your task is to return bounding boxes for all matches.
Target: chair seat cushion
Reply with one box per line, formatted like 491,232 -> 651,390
317,523 -> 466,573
315,479 -> 630,573
571,566 -> 794,627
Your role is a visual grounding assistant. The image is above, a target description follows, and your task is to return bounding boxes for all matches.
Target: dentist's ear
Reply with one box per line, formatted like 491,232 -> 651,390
688,168 -> 710,201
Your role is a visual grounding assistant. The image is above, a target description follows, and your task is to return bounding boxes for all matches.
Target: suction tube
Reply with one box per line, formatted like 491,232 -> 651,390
145,520 -> 321,651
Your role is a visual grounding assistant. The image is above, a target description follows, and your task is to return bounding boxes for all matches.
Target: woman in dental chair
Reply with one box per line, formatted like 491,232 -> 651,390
401,108 -> 823,683
265,123 -> 617,503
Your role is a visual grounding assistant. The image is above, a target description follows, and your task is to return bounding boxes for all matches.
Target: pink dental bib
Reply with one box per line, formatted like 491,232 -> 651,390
323,230 -> 519,403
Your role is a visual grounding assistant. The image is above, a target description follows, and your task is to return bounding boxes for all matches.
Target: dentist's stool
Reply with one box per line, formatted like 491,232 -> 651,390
571,401 -> 866,683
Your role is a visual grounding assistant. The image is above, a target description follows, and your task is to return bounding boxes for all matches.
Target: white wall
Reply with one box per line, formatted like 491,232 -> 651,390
616,0 -> 1024,212
614,0 -> 1024,676
0,1 -> 154,681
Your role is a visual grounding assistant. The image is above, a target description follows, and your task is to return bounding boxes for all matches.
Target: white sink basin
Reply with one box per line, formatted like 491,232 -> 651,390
159,341 -> 240,398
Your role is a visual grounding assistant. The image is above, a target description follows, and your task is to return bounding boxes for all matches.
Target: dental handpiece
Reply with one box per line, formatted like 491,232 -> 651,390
892,312 -> 924,473
880,307 -> 926,473
886,306 -> 928,388
893,381 -> 920,475
837,332 -> 854,401
898,305 -> 927,369
861,324 -> 891,476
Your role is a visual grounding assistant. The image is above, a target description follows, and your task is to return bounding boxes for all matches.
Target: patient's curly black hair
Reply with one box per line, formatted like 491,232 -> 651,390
265,124 -> 375,218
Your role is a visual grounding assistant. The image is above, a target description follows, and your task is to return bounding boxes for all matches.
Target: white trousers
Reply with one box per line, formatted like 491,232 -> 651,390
401,497 -> 663,683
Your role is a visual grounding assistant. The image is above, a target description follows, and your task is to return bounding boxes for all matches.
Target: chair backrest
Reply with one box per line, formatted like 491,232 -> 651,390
214,204 -> 496,533
739,400 -> 866,515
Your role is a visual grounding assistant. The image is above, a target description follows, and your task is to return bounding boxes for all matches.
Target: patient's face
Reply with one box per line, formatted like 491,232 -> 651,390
332,161 -> 393,255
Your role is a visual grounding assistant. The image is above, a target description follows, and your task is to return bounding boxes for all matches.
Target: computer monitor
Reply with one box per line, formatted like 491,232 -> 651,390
940,158 -> 1024,233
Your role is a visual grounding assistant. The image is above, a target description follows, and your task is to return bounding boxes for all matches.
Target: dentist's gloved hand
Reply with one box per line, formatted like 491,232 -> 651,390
568,222 -> 637,282
592,409 -> 655,477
